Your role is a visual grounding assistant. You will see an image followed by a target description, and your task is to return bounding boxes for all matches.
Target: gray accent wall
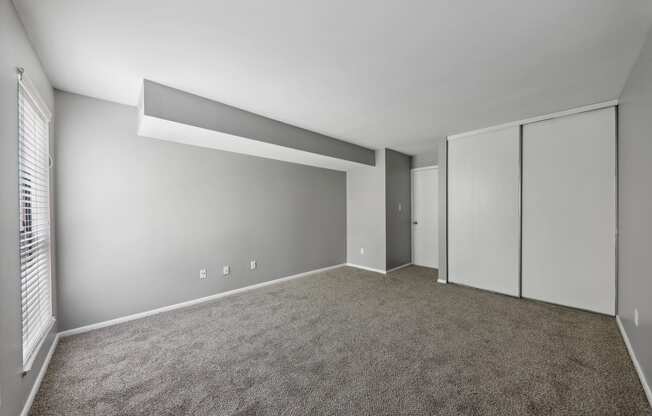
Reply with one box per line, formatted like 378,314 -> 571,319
54,91 -> 346,331
0,1 -> 57,414
346,146 -> 440,274
618,26 -> 652,395
385,149 -> 412,270
143,80 -> 375,166
346,150 -> 386,271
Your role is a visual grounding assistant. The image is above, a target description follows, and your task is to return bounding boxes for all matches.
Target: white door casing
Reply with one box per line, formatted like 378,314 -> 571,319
412,167 -> 438,268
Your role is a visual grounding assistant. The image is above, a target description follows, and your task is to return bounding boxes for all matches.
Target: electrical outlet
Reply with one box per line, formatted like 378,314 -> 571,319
635,308 -> 639,327
223,265 -> 230,276
360,247 -> 365,255
199,269 -> 207,280
250,260 -> 256,270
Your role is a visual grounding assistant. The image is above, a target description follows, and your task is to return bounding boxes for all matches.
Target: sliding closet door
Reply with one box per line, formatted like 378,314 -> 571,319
522,107 -> 616,315
448,126 -> 520,296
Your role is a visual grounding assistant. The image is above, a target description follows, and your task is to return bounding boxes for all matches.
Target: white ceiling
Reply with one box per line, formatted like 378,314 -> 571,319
14,0 -> 652,155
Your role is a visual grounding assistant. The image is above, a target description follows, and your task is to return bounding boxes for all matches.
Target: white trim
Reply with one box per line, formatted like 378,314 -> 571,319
60,264 -> 346,337
411,166 -> 440,268
17,69 -> 52,121
386,263 -> 412,273
410,165 -> 438,172
18,80 -> 55,371
411,169 -> 416,265
22,318 -> 55,373
447,100 -> 618,141
616,316 -> 652,407
20,333 -> 59,416
437,279 -> 447,284
346,263 -> 387,275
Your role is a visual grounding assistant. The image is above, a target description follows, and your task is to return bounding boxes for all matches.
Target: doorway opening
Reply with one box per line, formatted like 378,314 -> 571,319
411,166 -> 439,269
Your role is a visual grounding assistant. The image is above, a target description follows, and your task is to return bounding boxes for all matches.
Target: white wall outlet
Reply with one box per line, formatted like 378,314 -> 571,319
360,247 -> 365,255
634,308 -> 639,327
199,268 -> 207,280
223,265 -> 230,276
250,260 -> 256,270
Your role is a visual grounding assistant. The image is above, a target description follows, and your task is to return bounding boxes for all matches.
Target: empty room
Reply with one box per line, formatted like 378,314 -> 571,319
2,0 -> 652,415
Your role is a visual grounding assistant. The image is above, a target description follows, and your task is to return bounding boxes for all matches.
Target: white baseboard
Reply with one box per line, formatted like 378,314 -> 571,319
616,315 -> 652,407
346,263 -> 387,275
59,263 -> 346,337
437,278 -> 447,284
386,263 -> 412,273
20,333 -> 60,416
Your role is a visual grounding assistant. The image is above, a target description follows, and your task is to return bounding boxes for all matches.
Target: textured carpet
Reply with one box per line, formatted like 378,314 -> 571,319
31,266 -> 650,415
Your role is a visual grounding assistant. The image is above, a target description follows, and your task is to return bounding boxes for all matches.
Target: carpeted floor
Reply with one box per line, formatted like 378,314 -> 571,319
31,266 -> 651,415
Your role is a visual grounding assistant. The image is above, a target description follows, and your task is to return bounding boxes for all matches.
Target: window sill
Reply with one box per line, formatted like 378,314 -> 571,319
22,317 -> 56,376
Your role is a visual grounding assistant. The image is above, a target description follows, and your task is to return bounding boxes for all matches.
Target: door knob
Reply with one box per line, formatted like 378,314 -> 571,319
413,221 -> 418,225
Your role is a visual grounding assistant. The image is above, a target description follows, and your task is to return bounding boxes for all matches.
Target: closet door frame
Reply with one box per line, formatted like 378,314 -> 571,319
521,107 -> 617,315
445,100 -> 618,315
447,125 -> 521,297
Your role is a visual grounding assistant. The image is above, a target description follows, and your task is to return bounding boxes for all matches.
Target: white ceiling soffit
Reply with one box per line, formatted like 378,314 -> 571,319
138,80 -> 375,171
138,116 -> 370,171
15,0 -> 652,155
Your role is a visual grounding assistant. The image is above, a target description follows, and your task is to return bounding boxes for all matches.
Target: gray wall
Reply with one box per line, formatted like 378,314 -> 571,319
143,80 -> 375,166
0,1 -> 58,414
346,146 -> 441,274
346,150 -> 386,271
385,149 -> 412,270
55,91 -> 346,331
411,148 -> 438,169
618,26 -> 652,394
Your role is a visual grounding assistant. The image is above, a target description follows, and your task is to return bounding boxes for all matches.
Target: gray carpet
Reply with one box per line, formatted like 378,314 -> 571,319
31,266 -> 650,415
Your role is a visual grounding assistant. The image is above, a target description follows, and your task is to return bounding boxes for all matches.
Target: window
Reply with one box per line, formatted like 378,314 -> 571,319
18,69 -> 54,370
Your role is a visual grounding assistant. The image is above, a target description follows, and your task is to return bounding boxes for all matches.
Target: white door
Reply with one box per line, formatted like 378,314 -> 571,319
448,126 -> 521,296
412,167 -> 438,268
522,107 -> 616,315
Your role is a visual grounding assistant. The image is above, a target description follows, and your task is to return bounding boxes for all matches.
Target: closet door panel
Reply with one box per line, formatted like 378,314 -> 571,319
448,126 -> 520,296
522,107 -> 616,315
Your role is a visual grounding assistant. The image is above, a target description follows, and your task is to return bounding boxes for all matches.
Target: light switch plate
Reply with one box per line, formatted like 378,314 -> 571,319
199,268 -> 207,280
223,265 -> 230,276
250,260 -> 256,270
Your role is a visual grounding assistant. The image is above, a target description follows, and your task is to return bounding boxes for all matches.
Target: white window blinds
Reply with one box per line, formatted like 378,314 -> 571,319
18,72 -> 54,368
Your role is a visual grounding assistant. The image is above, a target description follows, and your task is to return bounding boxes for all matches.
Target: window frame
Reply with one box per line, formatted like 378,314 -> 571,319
17,68 -> 55,373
